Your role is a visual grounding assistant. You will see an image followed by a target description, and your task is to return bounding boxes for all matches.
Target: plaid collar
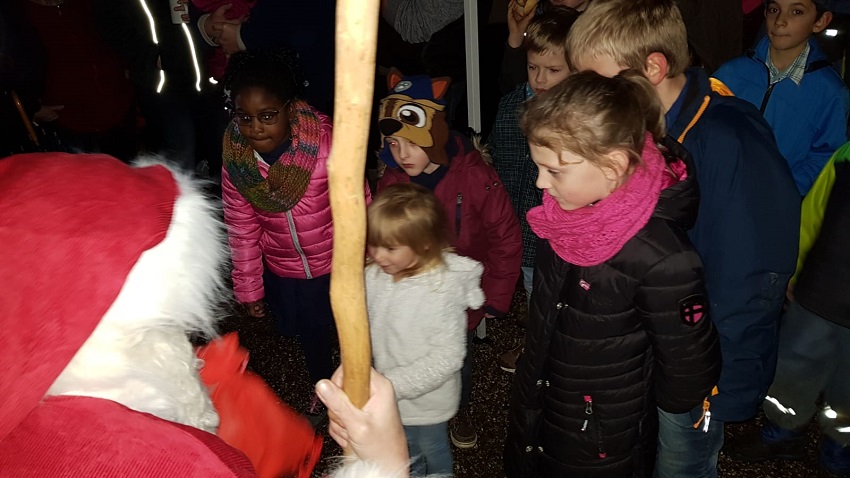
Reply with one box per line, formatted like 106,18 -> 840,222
767,42 -> 810,86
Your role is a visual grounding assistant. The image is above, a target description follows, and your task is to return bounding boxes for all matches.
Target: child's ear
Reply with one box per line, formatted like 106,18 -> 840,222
643,52 -> 670,86
602,150 -> 631,182
388,68 -> 405,90
813,11 -> 833,33
431,77 -> 452,100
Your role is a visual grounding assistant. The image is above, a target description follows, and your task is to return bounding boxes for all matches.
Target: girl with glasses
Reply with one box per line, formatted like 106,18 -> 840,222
220,47 -> 366,424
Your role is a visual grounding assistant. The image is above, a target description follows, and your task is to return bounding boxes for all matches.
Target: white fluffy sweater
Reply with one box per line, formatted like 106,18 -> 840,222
366,253 -> 485,426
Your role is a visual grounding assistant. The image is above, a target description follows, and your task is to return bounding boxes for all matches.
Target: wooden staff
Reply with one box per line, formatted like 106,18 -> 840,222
327,0 -> 379,409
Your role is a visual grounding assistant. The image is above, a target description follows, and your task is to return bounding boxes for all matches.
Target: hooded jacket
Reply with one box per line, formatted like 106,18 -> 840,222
714,36 -> 850,195
793,142 -> 850,328
367,253 -> 485,426
504,141 -> 721,478
378,133 -> 523,329
669,67 -> 800,422
222,112 -> 339,303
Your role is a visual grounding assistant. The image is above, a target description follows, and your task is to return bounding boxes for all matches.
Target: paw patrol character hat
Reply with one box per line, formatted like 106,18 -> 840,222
378,68 -> 452,168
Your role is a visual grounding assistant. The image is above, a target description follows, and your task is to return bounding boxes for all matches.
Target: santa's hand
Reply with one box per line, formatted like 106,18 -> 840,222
243,300 -> 266,318
316,367 -> 409,476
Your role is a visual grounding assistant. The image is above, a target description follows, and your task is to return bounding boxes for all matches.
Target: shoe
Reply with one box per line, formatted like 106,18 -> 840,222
820,437 -> 850,477
496,344 -> 523,373
304,392 -> 328,429
724,423 -> 806,463
450,409 -> 477,449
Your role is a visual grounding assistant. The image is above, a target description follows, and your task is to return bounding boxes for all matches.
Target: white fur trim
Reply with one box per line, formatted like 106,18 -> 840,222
328,459 -> 429,478
47,158 -> 229,433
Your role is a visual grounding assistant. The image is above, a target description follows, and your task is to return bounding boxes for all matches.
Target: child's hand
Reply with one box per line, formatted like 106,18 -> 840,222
243,300 -> 266,318
316,367 -> 409,476
214,22 -> 244,55
507,0 -> 535,48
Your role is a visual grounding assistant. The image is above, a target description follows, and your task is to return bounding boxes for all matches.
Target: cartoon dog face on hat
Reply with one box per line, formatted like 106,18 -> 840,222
378,68 -> 452,167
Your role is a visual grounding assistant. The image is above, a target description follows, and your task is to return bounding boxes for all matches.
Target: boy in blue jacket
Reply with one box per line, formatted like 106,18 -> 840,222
567,0 -> 801,476
714,0 -> 849,196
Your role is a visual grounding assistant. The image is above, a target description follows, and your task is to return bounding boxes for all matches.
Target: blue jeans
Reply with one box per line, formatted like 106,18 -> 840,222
654,405 -> 724,478
404,422 -> 453,476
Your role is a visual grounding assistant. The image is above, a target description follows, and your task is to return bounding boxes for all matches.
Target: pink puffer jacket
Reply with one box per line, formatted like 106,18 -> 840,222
222,113 -> 340,304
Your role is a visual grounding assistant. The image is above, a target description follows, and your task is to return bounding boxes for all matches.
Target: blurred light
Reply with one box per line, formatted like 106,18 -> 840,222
209,77 -> 219,85
826,29 -> 839,37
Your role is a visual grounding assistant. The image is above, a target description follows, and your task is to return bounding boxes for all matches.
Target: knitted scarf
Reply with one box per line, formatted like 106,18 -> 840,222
526,134 -> 681,267
223,100 -> 322,213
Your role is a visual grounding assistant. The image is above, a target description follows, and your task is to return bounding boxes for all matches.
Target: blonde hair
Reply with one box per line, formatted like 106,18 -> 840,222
367,183 -> 451,279
566,0 -> 690,78
524,6 -> 582,59
520,69 -> 665,170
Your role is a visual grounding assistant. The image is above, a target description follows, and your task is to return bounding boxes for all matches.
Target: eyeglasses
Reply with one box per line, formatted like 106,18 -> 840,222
232,110 -> 281,126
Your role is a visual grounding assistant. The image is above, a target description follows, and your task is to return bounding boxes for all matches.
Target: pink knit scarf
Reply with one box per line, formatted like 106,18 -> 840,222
526,134 -> 684,267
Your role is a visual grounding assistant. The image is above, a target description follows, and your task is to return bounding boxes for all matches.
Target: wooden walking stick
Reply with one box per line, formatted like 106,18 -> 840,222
327,0 -> 380,409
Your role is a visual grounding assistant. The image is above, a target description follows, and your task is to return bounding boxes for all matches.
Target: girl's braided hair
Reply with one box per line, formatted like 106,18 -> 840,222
222,46 -> 308,108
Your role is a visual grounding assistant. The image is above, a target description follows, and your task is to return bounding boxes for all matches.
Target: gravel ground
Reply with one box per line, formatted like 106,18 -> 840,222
219,288 -> 822,478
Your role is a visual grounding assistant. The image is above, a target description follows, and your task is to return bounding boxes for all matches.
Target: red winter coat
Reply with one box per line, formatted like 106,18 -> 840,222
379,134 -> 522,330
222,112 -> 336,304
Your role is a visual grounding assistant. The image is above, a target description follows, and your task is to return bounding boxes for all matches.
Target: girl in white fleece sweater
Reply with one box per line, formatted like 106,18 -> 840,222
365,183 -> 485,477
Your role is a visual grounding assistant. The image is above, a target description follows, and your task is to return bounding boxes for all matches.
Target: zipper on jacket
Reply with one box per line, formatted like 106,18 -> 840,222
759,83 -> 776,114
285,210 -> 313,279
758,61 -> 775,114
581,395 -> 608,459
455,193 -> 463,239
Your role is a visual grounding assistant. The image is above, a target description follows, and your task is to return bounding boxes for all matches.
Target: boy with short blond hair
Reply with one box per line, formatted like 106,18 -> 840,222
489,6 -> 581,374
714,0 -> 849,196
566,1 -> 801,476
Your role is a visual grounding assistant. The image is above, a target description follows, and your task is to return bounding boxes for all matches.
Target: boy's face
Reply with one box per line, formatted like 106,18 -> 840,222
527,49 -> 570,95
765,0 -> 830,54
385,136 -> 439,176
234,87 -> 291,154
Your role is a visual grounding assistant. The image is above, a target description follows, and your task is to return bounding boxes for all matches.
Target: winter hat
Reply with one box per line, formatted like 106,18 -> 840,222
0,153 -> 179,441
0,153 -> 256,476
377,68 -> 452,167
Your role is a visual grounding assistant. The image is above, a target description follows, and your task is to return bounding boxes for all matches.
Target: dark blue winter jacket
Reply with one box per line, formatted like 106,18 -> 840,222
668,68 -> 800,422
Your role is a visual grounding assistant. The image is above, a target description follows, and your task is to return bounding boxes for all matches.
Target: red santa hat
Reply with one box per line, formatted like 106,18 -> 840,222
0,153 -> 255,476
0,153 -> 178,439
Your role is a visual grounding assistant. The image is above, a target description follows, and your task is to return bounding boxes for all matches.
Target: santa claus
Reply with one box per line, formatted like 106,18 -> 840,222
0,153 -> 410,478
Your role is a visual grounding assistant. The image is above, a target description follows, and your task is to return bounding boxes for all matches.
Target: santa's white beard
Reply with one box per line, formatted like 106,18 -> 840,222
47,159 -> 229,433
47,324 -> 220,433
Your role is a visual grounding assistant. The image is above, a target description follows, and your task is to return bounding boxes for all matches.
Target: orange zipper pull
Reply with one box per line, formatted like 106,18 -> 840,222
692,386 -> 719,430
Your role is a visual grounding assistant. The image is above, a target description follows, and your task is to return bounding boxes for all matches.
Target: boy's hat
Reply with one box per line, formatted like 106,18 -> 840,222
377,68 -> 452,167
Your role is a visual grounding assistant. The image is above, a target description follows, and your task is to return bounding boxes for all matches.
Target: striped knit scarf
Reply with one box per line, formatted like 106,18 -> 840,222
223,100 -> 322,212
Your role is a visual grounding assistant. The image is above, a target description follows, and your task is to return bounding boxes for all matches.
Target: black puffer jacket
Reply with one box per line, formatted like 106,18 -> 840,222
504,143 -> 721,478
